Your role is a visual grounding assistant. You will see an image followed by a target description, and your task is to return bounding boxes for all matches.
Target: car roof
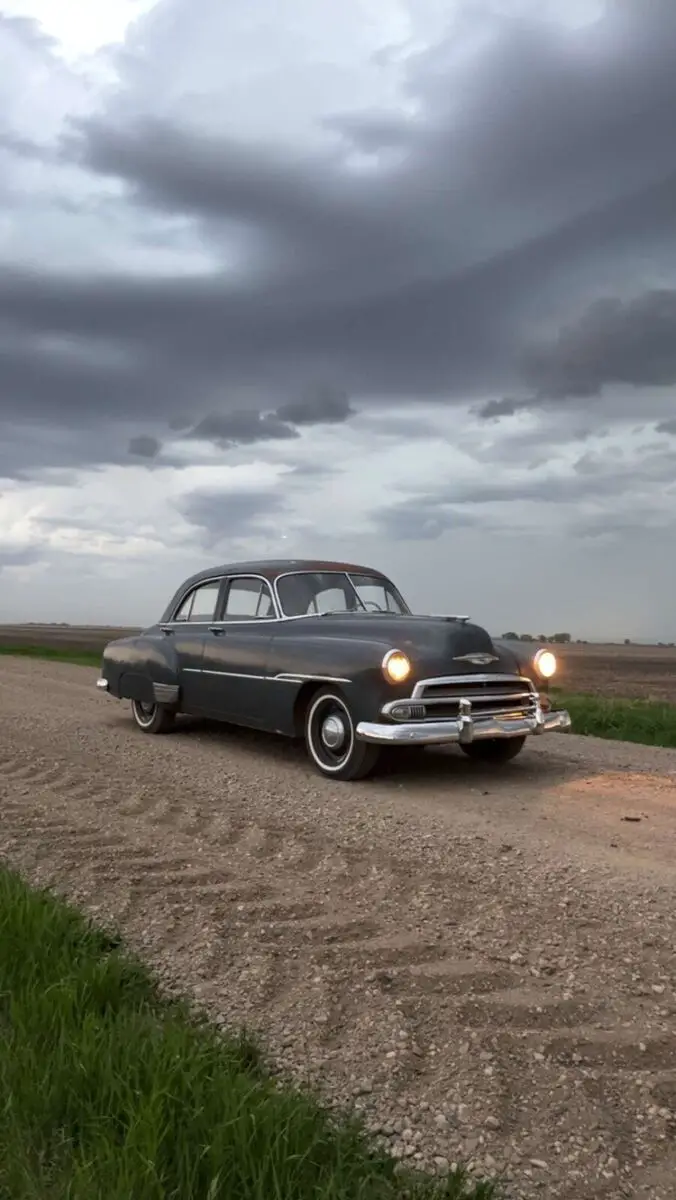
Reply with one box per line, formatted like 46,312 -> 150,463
183,559 -> 390,589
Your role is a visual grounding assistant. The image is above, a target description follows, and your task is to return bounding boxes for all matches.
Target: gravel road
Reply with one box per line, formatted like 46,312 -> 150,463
1,657 -> 676,1199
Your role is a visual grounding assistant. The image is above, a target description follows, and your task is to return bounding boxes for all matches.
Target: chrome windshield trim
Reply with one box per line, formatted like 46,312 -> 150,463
273,568 -> 410,619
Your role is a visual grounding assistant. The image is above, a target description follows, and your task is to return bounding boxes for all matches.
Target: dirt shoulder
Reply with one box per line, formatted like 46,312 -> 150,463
1,657 -> 675,1199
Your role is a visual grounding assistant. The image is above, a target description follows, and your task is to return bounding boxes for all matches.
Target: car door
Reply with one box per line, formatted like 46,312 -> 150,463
200,574 -> 277,727
161,577 -> 224,713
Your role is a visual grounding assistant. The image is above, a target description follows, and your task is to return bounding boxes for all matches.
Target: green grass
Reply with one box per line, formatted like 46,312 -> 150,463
0,644 -> 102,668
0,867 -> 500,1200
554,691 -> 676,748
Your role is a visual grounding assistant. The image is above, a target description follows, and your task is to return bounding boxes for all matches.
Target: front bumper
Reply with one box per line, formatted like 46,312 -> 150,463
356,706 -> 571,746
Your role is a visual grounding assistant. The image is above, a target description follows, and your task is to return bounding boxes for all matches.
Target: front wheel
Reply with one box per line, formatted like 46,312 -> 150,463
304,689 -> 381,781
131,699 -> 175,735
460,735 -> 526,764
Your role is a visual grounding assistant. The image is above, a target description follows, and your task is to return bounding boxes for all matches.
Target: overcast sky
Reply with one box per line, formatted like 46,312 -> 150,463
1,0 -> 676,638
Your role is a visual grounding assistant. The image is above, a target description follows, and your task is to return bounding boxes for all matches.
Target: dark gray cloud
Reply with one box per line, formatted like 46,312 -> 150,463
275,385 -> 353,426
522,290 -> 676,400
657,418 -> 676,435
178,487 -> 286,544
188,410 -> 298,447
128,435 -> 161,458
477,397 -> 525,421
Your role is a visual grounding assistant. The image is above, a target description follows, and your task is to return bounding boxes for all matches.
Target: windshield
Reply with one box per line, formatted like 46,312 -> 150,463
276,571 -> 409,617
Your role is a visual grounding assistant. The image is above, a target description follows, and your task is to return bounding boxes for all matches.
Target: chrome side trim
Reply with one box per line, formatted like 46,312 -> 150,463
95,677 -> 109,691
356,707 -> 572,746
181,668 -> 351,684
183,668 -> 267,680
273,672 -> 351,685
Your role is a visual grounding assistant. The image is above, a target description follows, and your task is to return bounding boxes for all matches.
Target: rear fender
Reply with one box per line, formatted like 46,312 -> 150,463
101,634 -> 180,707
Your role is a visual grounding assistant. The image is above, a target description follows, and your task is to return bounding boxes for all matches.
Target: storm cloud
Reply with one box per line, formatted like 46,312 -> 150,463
522,291 -> 676,401
1,0 -> 676,470
2,0 -> 676,635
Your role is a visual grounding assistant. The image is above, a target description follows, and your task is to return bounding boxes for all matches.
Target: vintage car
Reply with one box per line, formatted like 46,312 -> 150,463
96,558 -> 571,781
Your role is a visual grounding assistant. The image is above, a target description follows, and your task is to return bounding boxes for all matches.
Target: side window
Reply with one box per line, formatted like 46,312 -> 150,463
224,576 -> 274,619
173,580 -> 221,622
190,581 -> 221,621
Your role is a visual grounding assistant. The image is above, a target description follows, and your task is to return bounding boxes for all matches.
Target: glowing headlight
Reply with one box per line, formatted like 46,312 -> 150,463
382,649 -> 411,684
533,648 -> 557,679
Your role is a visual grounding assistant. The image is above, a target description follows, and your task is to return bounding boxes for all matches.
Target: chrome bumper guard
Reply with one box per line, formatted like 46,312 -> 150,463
356,706 -> 571,746
95,678 -> 109,691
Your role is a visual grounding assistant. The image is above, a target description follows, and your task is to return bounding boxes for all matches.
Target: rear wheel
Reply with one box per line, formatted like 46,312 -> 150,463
304,689 -> 381,781
460,735 -> 526,764
131,699 -> 175,735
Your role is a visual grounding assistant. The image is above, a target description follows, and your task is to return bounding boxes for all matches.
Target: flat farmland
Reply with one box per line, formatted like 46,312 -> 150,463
2,625 -> 676,701
0,623 -> 140,653
555,641 -> 676,702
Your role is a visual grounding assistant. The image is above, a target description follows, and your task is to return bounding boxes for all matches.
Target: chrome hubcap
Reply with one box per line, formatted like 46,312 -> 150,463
321,713 -> 346,750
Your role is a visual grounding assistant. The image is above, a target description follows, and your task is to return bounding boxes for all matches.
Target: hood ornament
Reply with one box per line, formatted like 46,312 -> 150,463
453,652 -> 499,666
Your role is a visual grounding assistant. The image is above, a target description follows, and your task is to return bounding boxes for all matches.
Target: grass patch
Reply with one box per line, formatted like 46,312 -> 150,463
0,867 -> 500,1200
0,644 -> 101,668
554,691 -> 676,749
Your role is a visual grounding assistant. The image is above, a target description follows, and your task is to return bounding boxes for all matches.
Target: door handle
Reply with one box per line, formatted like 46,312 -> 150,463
159,625 -> 174,635
208,625 -> 227,636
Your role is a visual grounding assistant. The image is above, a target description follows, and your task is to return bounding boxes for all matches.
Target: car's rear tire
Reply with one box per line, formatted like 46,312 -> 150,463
131,699 -> 175,735
304,688 -> 381,781
460,735 -> 526,764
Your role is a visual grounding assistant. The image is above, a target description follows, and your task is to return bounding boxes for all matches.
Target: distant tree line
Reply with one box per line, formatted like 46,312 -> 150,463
501,631 -> 573,644
502,633 -> 675,648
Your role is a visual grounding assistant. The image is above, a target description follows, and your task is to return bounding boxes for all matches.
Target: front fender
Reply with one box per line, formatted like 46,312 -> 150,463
493,638 -> 551,690
266,631 -> 405,730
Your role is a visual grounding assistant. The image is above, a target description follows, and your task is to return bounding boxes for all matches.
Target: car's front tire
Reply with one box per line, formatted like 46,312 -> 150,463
460,735 -> 526,764
304,688 -> 381,781
130,699 -> 175,735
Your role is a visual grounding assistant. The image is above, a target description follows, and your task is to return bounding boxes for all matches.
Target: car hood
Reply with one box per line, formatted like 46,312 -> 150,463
312,612 -> 521,674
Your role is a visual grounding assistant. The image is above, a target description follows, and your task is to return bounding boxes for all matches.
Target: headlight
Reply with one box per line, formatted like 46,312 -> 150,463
533,648 -> 557,679
382,648 -> 411,683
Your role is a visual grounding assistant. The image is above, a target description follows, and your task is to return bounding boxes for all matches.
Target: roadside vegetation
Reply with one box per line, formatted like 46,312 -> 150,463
2,643 -> 676,750
0,643 -> 102,668
553,691 -> 676,750
0,866 -> 499,1200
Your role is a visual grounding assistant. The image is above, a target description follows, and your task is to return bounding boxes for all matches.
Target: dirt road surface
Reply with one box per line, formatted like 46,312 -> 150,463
1,657 -> 676,1199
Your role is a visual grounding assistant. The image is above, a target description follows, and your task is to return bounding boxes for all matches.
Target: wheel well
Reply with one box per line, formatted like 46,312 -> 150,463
119,671 -> 155,705
292,681 -> 346,736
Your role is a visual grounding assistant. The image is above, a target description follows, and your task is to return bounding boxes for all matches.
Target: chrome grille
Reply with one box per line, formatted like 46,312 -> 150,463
411,673 -> 537,721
